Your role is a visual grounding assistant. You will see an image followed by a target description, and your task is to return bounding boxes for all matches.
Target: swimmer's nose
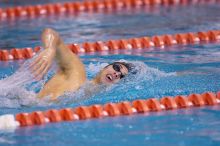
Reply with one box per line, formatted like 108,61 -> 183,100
113,72 -> 121,79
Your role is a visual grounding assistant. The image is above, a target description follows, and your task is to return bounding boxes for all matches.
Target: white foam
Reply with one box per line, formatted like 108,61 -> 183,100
0,52 -> 55,107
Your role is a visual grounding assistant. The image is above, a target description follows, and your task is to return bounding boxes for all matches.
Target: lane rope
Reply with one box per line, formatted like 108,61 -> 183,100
0,30 -> 220,61
0,91 -> 219,129
0,0 -> 219,21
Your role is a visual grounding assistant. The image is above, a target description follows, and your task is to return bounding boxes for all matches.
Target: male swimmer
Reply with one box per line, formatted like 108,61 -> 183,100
30,28 -> 133,99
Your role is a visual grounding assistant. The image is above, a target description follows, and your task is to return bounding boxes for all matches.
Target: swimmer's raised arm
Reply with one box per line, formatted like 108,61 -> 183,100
30,28 -> 85,79
30,28 -> 87,99
30,28 -> 132,99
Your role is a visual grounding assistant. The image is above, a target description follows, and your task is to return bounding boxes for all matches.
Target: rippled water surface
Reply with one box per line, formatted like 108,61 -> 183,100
0,1 -> 220,146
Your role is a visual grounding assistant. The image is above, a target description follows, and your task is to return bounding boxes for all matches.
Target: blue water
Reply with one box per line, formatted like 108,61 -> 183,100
0,1 -> 220,146
1,3 -> 220,49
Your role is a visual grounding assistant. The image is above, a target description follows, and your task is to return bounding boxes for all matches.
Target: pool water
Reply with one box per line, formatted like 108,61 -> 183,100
0,1 -> 220,146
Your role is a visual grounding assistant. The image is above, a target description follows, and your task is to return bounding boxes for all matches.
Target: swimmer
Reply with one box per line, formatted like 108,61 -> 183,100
30,28 -> 133,99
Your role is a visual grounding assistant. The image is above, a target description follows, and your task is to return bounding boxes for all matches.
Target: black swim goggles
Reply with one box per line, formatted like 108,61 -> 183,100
112,63 -> 126,79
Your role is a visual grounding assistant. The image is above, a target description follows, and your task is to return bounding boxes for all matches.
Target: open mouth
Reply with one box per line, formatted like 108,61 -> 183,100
106,74 -> 113,82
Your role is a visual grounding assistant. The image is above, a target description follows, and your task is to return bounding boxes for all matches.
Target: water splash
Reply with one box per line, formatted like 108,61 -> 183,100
0,59 -> 176,108
57,61 -> 176,106
0,54 -> 54,108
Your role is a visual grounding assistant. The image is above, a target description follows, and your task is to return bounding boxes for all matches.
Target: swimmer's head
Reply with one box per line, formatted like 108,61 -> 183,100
93,62 -> 134,85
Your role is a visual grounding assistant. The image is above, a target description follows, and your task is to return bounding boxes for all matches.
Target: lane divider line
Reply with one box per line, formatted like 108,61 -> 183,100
0,0 -> 219,21
0,91 -> 219,129
0,30 -> 220,61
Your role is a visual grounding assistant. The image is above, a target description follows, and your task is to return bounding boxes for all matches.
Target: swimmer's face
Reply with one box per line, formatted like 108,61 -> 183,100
99,63 -> 129,85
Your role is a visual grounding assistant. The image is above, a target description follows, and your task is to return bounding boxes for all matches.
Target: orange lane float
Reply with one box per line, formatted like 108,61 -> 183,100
0,30 -> 219,61
0,0 -> 219,20
12,91 -> 220,127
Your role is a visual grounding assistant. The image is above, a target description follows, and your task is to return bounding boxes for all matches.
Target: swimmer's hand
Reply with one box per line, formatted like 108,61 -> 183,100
30,49 -> 55,80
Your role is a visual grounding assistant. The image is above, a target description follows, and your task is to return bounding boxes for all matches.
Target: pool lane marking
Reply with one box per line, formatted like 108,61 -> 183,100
0,91 -> 219,130
0,0 -> 219,21
0,30 -> 220,61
